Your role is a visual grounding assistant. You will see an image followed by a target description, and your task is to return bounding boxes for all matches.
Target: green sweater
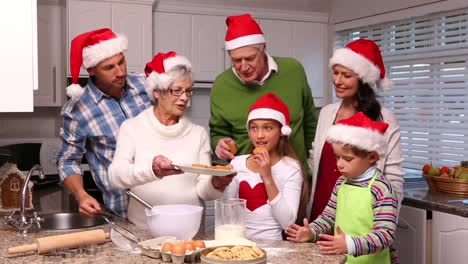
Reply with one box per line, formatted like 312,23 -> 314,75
209,57 -> 318,172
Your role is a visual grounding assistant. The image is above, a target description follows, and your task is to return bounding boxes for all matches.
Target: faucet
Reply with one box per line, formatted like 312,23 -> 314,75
5,164 -> 45,235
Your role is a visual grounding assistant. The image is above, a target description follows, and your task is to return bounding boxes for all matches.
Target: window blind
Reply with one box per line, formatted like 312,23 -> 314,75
335,8 -> 468,173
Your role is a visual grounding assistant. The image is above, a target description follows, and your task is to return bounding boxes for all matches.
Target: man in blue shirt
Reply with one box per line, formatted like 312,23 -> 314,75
57,28 -> 179,218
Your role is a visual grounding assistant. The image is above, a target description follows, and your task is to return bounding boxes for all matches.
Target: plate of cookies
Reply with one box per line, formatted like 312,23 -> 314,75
172,163 -> 236,177
200,245 -> 267,264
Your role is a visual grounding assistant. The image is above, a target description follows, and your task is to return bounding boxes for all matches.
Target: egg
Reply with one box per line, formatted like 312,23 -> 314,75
161,242 -> 173,253
171,244 -> 186,255
193,240 -> 206,249
183,241 -> 196,252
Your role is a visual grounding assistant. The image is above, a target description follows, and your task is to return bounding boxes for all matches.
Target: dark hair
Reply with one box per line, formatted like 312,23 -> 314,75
278,137 -> 309,221
356,80 -> 383,121
342,144 -> 374,158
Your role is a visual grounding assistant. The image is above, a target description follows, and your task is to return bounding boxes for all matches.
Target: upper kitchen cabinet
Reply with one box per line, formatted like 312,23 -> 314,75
153,12 -> 228,82
191,15 -> 228,82
0,0 -> 37,112
154,12 -> 192,60
67,0 -> 154,76
35,0 -> 66,107
259,19 -> 328,107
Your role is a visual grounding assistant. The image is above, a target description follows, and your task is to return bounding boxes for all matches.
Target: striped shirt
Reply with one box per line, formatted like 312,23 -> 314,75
56,74 -> 152,217
309,167 -> 399,261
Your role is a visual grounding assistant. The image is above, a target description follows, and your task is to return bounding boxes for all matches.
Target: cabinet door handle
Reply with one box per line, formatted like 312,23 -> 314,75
397,218 -> 409,229
52,66 -> 56,103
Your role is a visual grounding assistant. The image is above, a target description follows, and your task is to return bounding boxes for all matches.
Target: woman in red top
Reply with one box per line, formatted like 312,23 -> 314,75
307,39 -> 404,221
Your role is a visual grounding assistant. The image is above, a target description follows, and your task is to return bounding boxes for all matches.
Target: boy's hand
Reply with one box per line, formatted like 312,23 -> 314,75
285,218 -> 314,242
317,226 -> 347,255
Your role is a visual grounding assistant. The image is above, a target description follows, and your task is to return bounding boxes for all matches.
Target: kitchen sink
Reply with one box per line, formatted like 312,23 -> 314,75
39,212 -> 107,230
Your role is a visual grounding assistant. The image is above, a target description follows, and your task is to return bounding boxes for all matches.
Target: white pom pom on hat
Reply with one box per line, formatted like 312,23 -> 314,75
247,92 -> 292,136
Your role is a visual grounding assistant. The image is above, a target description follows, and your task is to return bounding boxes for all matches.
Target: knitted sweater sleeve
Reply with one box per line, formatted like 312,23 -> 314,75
308,178 -> 343,241
269,163 -> 303,228
195,128 -> 223,200
300,64 -> 318,158
380,108 -> 404,205
108,119 -> 157,189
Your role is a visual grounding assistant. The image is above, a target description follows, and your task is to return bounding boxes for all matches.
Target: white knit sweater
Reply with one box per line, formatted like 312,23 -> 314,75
306,101 -> 404,215
108,107 -> 223,227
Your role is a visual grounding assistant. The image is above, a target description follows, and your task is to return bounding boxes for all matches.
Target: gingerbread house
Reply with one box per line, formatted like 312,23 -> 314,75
0,163 -> 33,214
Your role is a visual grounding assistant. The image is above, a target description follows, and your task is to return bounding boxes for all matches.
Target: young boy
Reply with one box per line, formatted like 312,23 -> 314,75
285,112 -> 399,264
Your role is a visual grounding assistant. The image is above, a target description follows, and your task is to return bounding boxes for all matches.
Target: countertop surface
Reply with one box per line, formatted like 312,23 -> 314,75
402,182 -> 468,218
0,217 -> 346,264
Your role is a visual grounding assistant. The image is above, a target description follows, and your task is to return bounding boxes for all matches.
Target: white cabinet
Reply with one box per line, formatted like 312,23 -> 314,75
192,15 -> 228,82
35,1 -> 66,107
432,211 -> 468,264
395,205 -> 427,264
154,12 -> 192,59
259,18 -> 328,107
153,12 -> 229,82
67,0 -> 153,76
0,0 -> 36,112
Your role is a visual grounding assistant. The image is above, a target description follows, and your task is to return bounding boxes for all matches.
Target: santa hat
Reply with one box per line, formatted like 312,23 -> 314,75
67,28 -> 128,99
247,92 -> 291,136
329,38 -> 393,89
326,112 -> 389,157
144,51 -> 192,99
225,14 -> 265,51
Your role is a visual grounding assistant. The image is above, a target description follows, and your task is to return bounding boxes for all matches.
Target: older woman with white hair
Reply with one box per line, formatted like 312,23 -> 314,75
108,51 -> 234,227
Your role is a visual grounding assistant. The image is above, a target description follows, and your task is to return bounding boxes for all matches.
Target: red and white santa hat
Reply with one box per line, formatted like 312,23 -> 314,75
247,92 -> 292,136
225,14 -> 265,51
143,51 -> 192,99
327,112 -> 389,157
329,38 -> 393,89
67,28 -> 128,99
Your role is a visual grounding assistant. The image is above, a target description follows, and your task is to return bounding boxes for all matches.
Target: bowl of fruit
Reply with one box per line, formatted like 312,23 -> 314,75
422,161 -> 468,195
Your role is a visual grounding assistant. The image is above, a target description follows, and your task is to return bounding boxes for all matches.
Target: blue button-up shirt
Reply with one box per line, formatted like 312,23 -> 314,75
56,73 -> 152,217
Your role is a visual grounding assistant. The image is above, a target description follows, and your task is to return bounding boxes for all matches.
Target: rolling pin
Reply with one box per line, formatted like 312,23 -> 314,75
8,229 -> 110,254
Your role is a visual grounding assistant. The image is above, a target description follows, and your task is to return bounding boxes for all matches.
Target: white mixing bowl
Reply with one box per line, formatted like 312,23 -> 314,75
145,204 -> 203,240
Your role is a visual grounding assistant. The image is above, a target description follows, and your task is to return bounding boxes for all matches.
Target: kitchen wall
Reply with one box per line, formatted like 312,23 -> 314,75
0,108 -> 61,138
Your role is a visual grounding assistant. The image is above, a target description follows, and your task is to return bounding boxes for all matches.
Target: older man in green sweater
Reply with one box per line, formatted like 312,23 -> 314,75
209,13 -> 318,176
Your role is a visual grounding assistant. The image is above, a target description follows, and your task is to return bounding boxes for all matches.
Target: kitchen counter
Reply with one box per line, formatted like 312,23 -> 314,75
403,184 -> 468,218
0,217 -> 346,264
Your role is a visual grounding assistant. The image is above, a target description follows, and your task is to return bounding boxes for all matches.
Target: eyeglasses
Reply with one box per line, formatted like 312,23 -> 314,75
168,88 -> 195,97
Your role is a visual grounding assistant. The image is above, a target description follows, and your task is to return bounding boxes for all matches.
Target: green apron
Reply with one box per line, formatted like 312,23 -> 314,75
335,170 -> 390,264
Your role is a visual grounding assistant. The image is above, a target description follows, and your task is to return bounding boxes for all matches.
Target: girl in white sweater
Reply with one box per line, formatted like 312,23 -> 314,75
224,92 -> 308,240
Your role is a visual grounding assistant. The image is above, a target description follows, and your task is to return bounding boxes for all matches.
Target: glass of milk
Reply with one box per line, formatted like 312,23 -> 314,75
214,198 -> 246,241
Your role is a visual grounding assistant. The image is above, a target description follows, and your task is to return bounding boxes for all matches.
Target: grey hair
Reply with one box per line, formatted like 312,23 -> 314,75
149,65 -> 193,101
228,43 -> 265,55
